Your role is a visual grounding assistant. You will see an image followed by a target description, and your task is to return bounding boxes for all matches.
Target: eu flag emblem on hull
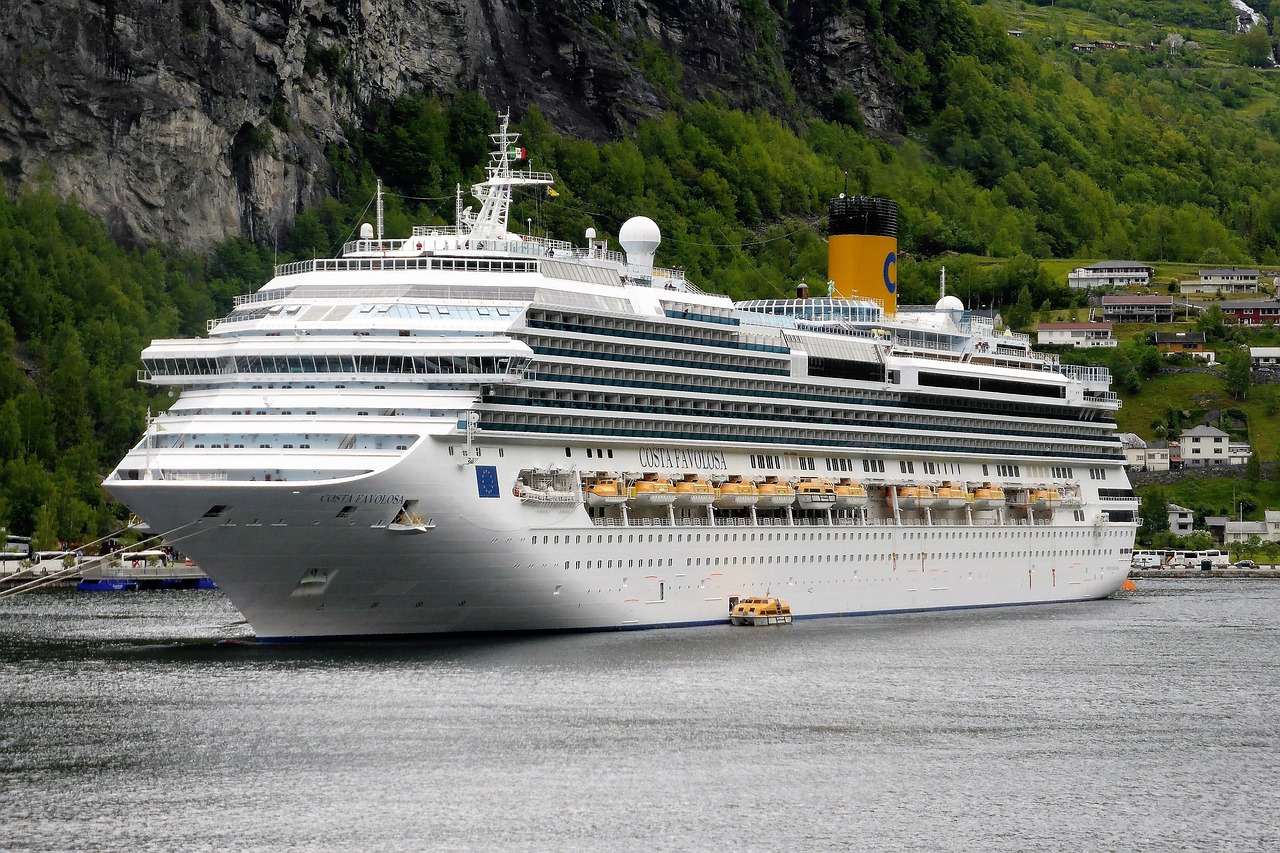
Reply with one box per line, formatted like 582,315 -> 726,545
476,466 -> 501,498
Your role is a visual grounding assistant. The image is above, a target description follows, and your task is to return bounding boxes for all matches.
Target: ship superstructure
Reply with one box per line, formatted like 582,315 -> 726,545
106,113 -> 1136,640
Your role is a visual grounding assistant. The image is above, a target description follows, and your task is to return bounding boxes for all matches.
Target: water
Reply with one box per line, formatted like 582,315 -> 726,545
1,581 -> 1277,851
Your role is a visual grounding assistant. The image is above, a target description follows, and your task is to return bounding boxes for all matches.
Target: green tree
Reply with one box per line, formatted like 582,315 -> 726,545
1247,449 -> 1262,484
1195,304 -> 1229,341
1225,346 -> 1251,401
1139,487 -> 1170,543
1007,284 -> 1034,331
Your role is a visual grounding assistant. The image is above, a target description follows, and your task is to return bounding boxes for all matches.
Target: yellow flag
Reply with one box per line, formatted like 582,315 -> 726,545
547,187 -> 560,197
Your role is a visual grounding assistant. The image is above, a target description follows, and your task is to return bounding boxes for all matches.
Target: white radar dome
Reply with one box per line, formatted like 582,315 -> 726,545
360,222 -> 374,239
619,216 -> 661,253
619,216 -> 661,278
935,295 -> 964,312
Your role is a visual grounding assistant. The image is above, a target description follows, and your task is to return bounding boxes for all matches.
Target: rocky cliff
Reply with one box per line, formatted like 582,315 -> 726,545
0,0 -> 899,251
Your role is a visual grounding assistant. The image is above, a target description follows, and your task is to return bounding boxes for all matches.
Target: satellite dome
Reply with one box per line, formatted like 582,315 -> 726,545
935,295 -> 964,312
618,216 -> 661,277
619,216 -> 661,254
360,222 -> 374,239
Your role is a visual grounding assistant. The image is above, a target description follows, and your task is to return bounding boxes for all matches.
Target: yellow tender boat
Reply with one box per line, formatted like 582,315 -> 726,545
730,596 -> 793,626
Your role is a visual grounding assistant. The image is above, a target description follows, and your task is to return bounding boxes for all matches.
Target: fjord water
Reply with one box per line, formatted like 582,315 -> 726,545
1,581 -> 1276,852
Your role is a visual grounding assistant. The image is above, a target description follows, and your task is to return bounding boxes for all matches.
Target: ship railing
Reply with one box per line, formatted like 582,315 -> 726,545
1060,364 -> 1113,383
159,471 -> 230,481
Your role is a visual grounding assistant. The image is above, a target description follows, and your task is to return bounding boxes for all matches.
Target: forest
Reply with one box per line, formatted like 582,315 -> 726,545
2,0 -> 1280,544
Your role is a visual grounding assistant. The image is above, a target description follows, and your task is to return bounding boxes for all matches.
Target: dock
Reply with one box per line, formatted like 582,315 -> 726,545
1129,567 -> 1280,579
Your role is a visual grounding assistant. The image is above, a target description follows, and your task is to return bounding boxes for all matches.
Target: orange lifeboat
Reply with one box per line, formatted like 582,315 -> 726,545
971,483 -> 1005,510
729,596 -> 793,626
756,476 -> 796,508
673,474 -> 715,507
933,483 -> 970,510
628,474 -> 676,507
1031,488 -> 1061,515
584,475 -> 628,507
833,478 -> 868,509
794,478 -> 837,510
714,475 -> 759,509
896,485 -> 935,510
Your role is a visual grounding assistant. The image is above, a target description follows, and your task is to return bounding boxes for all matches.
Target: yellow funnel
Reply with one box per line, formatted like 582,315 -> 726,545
827,196 -> 898,313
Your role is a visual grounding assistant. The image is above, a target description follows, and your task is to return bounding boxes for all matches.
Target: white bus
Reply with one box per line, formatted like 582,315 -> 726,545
1167,550 -> 1230,570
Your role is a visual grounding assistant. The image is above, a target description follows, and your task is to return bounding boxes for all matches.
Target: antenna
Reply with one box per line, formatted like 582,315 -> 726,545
375,178 -> 384,241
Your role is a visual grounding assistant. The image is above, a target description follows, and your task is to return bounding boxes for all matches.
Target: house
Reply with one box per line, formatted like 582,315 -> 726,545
1180,268 -> 1260,295
1222,515 -> 1279,545
1155,331 -> 1213,362
1205,516 -> 1229,543
1167,504 -> 1194,536
1068,261 -> 1154,290
1224,520 -> 1268,545
1101,294 -> 1175,323
1121,434 -> 1170,471
1120,433 -> 1147,468
1180,424 -> 1231,467
1228,440 -> 1252,466
1142,440 -> 1171,472
1251,346 -> 1280,370
1217,298 -> 1280,326
1035,321 -> 1116,348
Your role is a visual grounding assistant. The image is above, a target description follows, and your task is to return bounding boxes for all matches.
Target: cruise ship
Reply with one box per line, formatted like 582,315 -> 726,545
105,114 -> 1137,640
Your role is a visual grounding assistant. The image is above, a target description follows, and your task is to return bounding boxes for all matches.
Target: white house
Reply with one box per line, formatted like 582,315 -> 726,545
1180,268 -> 1260,295
1224,520 -> 1268,545
1142,440 -> 1171,472
1167,503 -> 1194,536
1251,347 -> 1280,370
1121,434 -> 1171,471
1067,261 -> 1154,290
1180,424 -> 1232,467
1035,321 -> 1117,348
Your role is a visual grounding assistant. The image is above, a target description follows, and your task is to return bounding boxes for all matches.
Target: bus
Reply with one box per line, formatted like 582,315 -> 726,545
2,535 -> 33,564
1167,550 -> 1231,570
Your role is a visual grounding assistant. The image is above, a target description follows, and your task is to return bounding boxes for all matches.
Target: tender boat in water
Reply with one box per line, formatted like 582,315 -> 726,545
730,596 -> 793,626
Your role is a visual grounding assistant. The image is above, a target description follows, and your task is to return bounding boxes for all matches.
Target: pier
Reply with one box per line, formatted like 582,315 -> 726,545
1129,567 -> 1280,579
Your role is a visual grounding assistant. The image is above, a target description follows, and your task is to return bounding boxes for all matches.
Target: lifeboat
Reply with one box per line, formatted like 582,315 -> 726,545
628,474 -> 676,507
933,483 -> 970,511
1031,488 -> 1061,514
584,475 -> 628,507
896,485 -> 935,510
755,477 -> 796,508
794,477 -> 837,510
833,478 -> 869,509
729,596 -> 792,626
971,483 -> 1006,510
714,476 -> 759,509
673,474 -> 715,507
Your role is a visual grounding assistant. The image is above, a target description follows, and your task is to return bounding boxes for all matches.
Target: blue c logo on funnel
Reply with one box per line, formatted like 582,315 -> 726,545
883,252 -> 897,294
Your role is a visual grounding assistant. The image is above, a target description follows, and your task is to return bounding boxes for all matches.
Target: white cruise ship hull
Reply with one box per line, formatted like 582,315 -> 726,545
108,441 -> 1132,641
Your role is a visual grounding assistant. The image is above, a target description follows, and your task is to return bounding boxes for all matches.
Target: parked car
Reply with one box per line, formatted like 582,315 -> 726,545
1233,560 -> 1258,570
